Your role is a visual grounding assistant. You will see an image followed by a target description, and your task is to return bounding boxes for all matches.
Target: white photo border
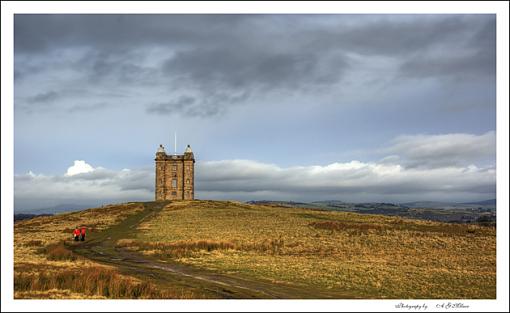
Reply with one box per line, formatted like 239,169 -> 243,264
1,1 -> 508,312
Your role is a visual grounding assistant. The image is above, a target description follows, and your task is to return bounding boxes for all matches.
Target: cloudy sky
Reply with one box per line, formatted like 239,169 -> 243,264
14,14 -> 496,211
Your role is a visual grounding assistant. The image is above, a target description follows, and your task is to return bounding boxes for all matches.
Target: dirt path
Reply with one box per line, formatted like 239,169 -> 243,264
71,201 -> 343,299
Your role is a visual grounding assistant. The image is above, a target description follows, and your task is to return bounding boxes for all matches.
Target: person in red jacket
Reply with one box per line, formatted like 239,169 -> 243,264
80,227 -> 86,241
73,227 -> 80,241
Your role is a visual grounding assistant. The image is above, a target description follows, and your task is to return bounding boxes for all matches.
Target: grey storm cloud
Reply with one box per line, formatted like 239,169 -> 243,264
162,48 -> 346,91
400,49 -> 495,79
147,96 -> 197,115
14,132 -> 496,211
352,16 -> 493,81
76,50 -> 159,85
399,16 -> 495,79
14,14 -> 247,53
146,92 -> 249,117
14,14 -> 495,117
14,14 -> 493,58
28,90 -> 59,103
383,131 -> 496,169
67,102 -> 108,113
17,90 -> 60,113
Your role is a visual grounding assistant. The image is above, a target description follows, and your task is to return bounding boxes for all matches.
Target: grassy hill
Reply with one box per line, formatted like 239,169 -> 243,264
14,200 -> 496,299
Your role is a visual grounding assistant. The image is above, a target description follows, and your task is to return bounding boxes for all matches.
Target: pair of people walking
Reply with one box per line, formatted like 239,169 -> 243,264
73,226 -> 86,241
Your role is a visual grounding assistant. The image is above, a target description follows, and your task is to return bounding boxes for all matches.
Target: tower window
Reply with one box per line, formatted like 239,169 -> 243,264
173,165 -> 177,171
172,179 -> 177,188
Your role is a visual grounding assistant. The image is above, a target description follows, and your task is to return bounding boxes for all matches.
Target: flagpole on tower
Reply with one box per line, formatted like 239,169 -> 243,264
174,131 -> 177,155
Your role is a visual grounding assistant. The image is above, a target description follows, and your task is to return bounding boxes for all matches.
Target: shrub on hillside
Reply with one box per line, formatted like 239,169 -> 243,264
40,242 -> 76,261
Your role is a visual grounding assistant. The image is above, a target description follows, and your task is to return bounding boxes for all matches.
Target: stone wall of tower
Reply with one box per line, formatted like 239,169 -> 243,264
155,153 -> 166,201
155,148 -> 195,201
183,159 -> 194,200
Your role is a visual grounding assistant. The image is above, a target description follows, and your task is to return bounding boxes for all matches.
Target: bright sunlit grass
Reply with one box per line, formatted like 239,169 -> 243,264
133,200 -> 496,299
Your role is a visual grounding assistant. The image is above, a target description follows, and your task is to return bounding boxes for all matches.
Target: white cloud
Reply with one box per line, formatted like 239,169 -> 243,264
65,160 -> 95,176
14,158 -> 495,211
384,131 -> 496,168
197,159 -> 494,196
15,166 -> 154,211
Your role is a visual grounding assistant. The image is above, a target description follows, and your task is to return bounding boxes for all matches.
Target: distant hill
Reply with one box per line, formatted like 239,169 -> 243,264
246,200 -> 322,209
250,199 -> 496,210
14,213 -> 53,222
401,201 -> 460,209
15,203 -> 94,215
313,201 -> 402,210
402,199 -> 496,209
311,200 -> 346,205
247,199 -> 496,224
462,199 -> 496,206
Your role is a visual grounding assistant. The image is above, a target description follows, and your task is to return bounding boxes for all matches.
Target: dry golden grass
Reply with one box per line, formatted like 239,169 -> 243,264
13,203 -> 146,299
14,265 -> 190,299
14,203 -> 144,266
117,238 -> 235,258
134,200 -> 496,299
41,241 -> 77,261
14,200 -> 496,299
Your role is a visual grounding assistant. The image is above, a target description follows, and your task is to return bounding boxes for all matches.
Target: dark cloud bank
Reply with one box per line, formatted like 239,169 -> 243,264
15,14 -> 495,117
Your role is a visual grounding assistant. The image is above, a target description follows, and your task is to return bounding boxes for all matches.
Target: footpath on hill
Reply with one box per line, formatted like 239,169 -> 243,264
70,201 -> 341,299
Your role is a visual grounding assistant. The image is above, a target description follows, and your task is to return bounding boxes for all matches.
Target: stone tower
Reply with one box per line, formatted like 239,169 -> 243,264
155,144 -> 195,201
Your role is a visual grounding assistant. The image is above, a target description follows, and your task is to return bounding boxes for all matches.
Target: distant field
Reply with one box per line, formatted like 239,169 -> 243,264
14,200 -> 496,299
247,200 -> 496,224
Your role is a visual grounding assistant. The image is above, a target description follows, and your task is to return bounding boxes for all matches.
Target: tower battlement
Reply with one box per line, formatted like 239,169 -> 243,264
155,144 -> 195,200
